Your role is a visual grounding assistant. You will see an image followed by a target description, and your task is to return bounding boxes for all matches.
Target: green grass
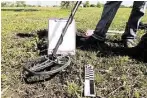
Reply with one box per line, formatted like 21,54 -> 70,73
1,7 -> 147,98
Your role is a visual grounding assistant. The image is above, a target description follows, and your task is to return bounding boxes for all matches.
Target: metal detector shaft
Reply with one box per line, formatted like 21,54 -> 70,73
52,1 -> 82,56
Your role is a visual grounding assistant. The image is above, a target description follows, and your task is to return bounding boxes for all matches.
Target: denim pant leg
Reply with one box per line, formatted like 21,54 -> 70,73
93,1 -> 122,41
121,1 -> 147,39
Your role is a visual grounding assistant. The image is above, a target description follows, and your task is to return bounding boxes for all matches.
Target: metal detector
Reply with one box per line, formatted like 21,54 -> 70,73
23,1 -> 82,79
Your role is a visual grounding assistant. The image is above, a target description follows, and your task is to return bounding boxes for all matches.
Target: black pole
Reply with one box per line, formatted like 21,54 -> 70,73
52,1 -> 82,57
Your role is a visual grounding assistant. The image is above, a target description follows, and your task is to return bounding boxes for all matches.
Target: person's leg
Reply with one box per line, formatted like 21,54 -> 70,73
92,1 -> 122,41
121,1 -> 147,47
77,1 -> 122,49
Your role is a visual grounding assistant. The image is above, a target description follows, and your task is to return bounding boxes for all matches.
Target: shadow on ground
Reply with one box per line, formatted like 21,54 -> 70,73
1,8 -> 39,12
16,33 -> 35,38
16,29 -> 147,64
109,40 -> 147,63
16,29 -> 48,55
77,35 -> 147,63
36,29 -> 48,55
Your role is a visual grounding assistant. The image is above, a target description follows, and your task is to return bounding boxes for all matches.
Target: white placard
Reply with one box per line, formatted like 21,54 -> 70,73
48,18 -> 76,55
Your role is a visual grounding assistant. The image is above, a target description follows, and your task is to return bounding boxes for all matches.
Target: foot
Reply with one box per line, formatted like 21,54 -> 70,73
80,36 -> 100,44
77,35 -> 109,51
136,34 -> 147,49
123,39 -> 137,48
77,36 -> 102,47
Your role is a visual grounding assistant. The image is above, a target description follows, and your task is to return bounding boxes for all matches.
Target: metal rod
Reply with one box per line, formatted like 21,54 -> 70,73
52,1 -> 82,56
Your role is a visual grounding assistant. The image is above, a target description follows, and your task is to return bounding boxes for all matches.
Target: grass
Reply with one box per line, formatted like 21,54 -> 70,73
1,7 -> 147,98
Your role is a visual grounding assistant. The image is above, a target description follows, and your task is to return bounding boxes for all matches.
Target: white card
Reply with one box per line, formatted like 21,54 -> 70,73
48,18 -> 76,55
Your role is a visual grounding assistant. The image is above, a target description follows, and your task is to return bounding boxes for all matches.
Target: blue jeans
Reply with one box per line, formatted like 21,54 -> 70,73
92,1 -> 147,41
